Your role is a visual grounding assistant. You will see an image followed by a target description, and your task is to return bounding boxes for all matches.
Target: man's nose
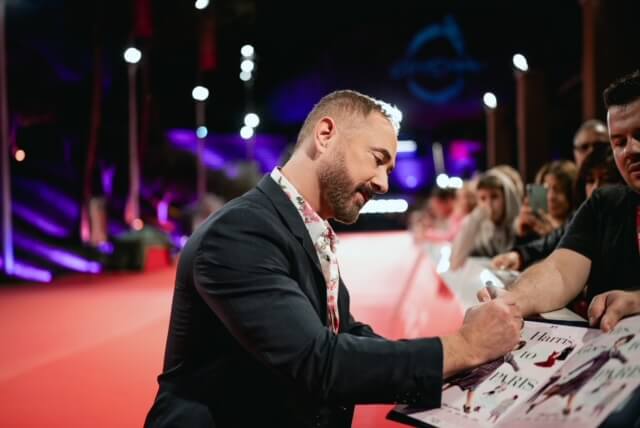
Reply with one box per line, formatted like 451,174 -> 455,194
626,136 -> 640,154
371,171 -> 389,194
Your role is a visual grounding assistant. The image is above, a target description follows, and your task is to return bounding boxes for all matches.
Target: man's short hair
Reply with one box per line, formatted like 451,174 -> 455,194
295,90 -> 401,148
603,69 -> 640,108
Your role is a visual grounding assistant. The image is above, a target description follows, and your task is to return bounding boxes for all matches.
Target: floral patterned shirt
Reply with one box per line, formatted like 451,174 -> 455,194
271,168 -> 340,334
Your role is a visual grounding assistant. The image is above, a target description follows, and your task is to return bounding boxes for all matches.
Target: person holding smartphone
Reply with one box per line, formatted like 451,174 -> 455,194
514,160 -> 577,242
491,144 -> 623,273
479,69 -> 640,335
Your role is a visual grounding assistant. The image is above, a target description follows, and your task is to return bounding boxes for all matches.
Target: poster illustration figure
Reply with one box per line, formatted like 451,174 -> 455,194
526,334 -> 634,415
488,395 -> 519,422
592,384 -> 627,416
443,340 -> 526,413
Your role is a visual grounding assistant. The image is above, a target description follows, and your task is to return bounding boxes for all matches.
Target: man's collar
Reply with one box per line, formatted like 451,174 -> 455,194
256,175 -> 308,240
256,175 -> 324,275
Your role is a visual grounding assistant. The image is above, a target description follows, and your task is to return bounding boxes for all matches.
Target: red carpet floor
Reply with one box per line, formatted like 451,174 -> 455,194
0,231 -> 463,427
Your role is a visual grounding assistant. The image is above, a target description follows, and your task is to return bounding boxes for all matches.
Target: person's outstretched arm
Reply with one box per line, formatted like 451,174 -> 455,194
480,248 -> 590,316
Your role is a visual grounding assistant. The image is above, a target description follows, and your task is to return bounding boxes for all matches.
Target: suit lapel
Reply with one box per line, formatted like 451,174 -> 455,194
257,176 -> 323,275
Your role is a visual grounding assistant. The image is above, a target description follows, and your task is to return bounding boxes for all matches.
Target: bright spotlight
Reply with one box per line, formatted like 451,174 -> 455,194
360,199 -> 409,214
244,113 -> 260,128
240,126 -> 254,140
240,59 -> 255,73
240,44 -> 254,58
194,0 -> 209,10
15,149 -> 26,162
513,53 -> 529,72
239,71 -> 252,82
483,92 -> 497,109
397,140 -> 417,153
448,177 -> 463,189
192,86 -> 210,101
196,126 -> 208,139
123,47 -> 142,64
436,173 -> 450,188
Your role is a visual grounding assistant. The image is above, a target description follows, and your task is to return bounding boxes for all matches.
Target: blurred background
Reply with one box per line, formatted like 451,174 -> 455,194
0,1 -> 639,427
2,0 -> 639,280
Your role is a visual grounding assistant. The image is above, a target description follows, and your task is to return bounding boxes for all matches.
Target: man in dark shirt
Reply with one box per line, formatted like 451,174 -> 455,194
479,69 -> 640,333
491,144 -> 623,272
145,90 -> 522,428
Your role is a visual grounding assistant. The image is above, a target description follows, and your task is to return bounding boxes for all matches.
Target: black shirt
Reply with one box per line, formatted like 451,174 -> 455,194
515,216 -> 571,269
558,185 -> 640,301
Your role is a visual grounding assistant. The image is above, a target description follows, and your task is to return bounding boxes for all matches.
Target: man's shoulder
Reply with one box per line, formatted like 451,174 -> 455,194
208,188 -> 279,229
590,185 -> 634,209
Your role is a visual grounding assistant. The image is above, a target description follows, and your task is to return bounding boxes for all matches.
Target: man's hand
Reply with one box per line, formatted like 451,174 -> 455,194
477,283 -> 509,302
491,251 -> 522,271
588,290 -> 640,332
461,299 -> 522,363
442,293 -> 522,377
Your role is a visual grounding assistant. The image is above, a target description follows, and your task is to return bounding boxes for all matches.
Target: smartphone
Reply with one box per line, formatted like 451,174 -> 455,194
527,184 -> 548,213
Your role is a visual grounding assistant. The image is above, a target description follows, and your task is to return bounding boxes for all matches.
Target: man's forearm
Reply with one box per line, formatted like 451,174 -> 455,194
508,253 -> 586,316
440,334 -> 479,378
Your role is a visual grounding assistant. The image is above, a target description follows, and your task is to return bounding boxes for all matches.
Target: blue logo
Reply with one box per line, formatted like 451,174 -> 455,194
391,16 -> 483,104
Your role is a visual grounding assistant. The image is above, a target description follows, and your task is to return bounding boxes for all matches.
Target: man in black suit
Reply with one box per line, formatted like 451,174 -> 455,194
145,90 -> 522,428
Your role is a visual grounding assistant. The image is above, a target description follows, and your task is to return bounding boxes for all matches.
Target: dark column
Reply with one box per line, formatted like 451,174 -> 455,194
485,105 -> 512,168
581,0 -> 640,120
516,70 -> 549,183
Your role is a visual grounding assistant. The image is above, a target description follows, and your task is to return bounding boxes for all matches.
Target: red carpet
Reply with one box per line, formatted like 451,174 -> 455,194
0,231 -> 463,427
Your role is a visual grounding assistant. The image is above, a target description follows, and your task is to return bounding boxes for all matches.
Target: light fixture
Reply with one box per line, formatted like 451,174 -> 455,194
196,126 -> 208,139
194,0 -> 210,10
15,149 -> 26,162
240,59 -> 255,73
244,113 -> 260,128
448,177 -> 463,189
192,86 -> 210,101
240,44 -> 255,58
360,199 -> 409,214
240,126 -> 254,140
397,140 -> 417,153
123,47 -> 142,64
436,173 -> 450,188
512,53 -> 529,72
483,92 -> 497,109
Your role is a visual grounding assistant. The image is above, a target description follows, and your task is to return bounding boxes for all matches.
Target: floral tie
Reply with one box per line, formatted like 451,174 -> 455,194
271,168 -> 340,333
315,227 -> 340,334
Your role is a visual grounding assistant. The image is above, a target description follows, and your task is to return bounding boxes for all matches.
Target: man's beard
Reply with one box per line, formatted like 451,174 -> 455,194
318,150 -> 372,224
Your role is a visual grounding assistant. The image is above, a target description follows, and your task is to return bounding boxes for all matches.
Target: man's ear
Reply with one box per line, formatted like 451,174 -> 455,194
313,116 -> 337,155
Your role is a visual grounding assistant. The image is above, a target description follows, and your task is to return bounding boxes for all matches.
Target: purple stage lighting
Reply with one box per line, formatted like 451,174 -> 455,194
13,202 -> 70,238
15,178 -> 79,220
0,258 -> 52,283
13,234 -> 102,274
167,130 -> 288,175
392,157 -> 431,190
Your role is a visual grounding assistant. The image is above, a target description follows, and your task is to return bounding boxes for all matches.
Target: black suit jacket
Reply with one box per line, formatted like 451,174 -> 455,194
145,176 -> 444,428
